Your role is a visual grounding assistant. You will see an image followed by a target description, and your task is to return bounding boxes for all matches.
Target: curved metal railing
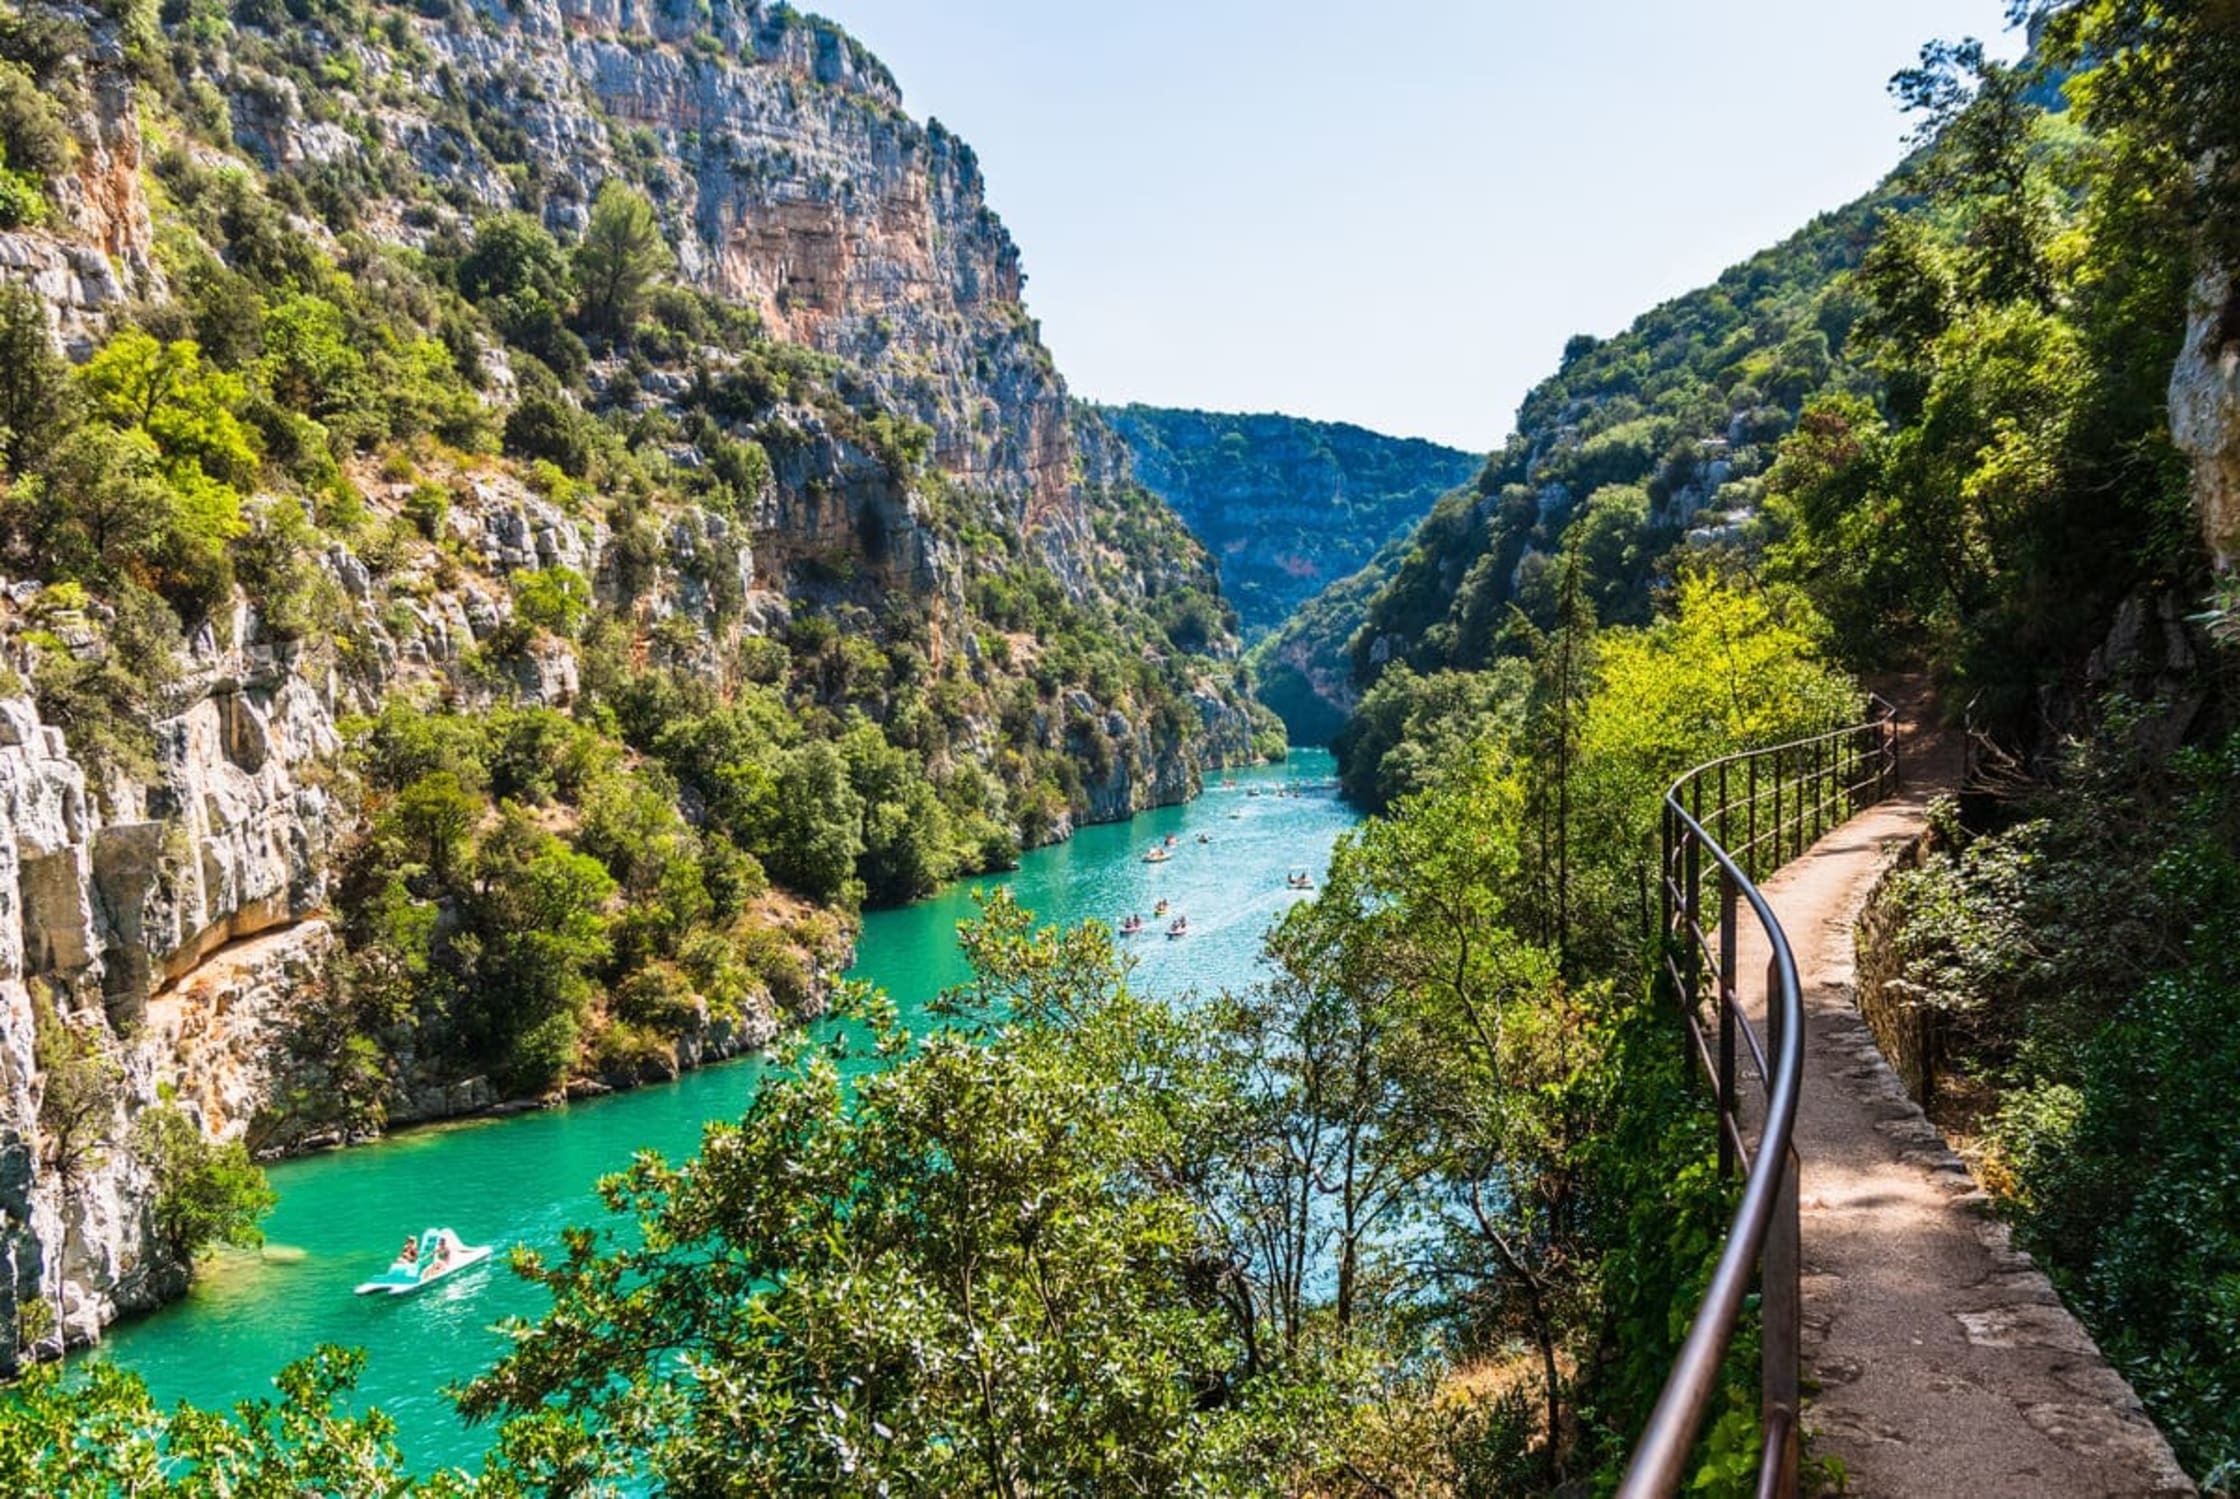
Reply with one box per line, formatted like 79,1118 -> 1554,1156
1619,698 -> 1899,1498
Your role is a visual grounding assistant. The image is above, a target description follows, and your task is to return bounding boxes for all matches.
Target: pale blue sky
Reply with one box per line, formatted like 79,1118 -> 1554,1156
815,2 -> 2022,451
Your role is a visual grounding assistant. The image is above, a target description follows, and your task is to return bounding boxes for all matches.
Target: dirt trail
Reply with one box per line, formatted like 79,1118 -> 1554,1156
1730,684 -> 2193,1497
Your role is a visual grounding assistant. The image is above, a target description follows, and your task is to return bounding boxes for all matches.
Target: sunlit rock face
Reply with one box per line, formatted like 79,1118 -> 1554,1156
2172,266 -> 2240,569
0,0 -> 1265,1368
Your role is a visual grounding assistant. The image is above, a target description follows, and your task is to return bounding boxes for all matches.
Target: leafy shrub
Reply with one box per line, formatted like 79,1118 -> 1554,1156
510,565 -> 591,638
133,1106 -> 277,1261
503,391 -> 594,477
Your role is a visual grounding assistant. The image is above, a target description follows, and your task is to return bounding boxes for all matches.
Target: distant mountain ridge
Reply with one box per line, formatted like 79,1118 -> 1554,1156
1100,405 -> 1482,644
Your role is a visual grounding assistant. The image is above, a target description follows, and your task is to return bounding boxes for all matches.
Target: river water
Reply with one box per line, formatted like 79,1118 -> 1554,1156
91,750 -> 1358,1474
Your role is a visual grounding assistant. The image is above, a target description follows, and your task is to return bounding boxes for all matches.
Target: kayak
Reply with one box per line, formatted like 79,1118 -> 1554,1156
354,1228 -> 495,1296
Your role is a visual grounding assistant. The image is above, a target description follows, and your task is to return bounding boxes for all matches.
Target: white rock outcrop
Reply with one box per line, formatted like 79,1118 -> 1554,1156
0,662 -> 338,1364
2171,265 -> 2240,569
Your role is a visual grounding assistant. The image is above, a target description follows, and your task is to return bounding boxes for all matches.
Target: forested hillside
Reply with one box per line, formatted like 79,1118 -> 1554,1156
1101,404 -> 1480,645
1308,0 -> 2240,1482
0,0 -> 1265,1362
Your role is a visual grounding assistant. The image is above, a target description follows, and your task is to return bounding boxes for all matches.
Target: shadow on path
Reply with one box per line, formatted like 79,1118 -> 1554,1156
1731,683 -> 2192,1497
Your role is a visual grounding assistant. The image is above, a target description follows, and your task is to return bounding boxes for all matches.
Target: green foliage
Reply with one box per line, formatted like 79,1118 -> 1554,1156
508,565 -> 591,639
0,60 -> 67,181
839,712 -> 956,904
1333,660 -> 1528,810
235,496 -> 332,640
501,389 -> 596,477
2031,0 -> 2240,265
21,582 -> 180,788
459,210 -> 586,380
571,179 -> 671,339
451,805 -> 616,1091
0,282 -> 71,471
404,481 -> 450,540
0,152 -> 45,229
1767,27 -> 2192,722
1264,753 -> 1588,1473
1876,722 -> 2240,1477
133,1105 -> 278,1261
456,898 -> 1293,1493
766,738 -> 864,907
0,1349 -> 451,1497
80,330 -> 261,491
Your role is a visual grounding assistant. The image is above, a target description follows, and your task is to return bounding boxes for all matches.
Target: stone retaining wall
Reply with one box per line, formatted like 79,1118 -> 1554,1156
1852,829 -> 1941,1104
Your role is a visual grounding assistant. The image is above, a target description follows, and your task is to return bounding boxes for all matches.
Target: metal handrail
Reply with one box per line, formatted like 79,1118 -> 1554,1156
1619,697 -> 1899,1498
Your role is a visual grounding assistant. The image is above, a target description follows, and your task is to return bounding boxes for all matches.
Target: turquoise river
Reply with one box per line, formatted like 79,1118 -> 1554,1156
90,749 -> 1358,1474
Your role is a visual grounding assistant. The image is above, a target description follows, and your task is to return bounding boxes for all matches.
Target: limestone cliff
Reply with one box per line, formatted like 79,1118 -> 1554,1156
1102,406 -> 1480,643
0,0 -> 1257,1366
2172,266 -> 2240,570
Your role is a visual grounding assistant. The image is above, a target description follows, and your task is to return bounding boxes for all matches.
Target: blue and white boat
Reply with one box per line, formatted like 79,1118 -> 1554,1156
354,1228 -> 494,1296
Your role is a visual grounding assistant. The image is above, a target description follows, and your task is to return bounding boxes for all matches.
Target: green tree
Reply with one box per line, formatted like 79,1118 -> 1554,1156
454,805 -> 616,1090
32,993 -> 122,1348
1271,755 -> 1586,1470
460,210 -> 588,382
0,426 -> 169,586
0,1349 -> 450,1495
766,739 -> 865,906
79,329 -> 260,490
0,281 -> 71,471
133,1106 -> 277,1262
571,181 -> 672,339
458,210 -> 569,307
257,293 -> 372,443
457,898 -> 1289,1495
840,716 -> 955,904
510,565 -> 592,638
388,771 -> 482,883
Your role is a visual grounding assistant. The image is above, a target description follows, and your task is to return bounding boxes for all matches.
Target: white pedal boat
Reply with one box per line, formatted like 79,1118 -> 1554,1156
354,1227 -> 494,1296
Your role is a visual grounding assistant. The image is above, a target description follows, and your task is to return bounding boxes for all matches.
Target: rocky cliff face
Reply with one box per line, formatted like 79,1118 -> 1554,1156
217,0 -> 1148,618
0,0 -> 1259,1366
2172,266 -> 2240,570
0,667 -> 330,1355
0,447 -> 878,1364
1102,406 -> 1480,644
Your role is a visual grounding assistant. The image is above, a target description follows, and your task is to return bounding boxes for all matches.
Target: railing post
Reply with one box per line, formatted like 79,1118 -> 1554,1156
1800,734 -> 1818,846
1718,759 -> 1730,862
1771,753 -> 1783,873
1659,803 -> 1673,958
1762,953 -> 1802,1498
1717,871 -> 1738,1179
1682,822 -> 1701,1023
1746,754 -> 1759,883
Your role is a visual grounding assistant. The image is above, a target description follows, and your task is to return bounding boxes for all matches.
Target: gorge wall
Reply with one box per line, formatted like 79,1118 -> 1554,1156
1102,405 -> 1480,644
0,0 -> 1258,1364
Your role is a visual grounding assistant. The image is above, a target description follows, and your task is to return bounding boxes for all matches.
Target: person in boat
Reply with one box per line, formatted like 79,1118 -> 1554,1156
397,1235 -> 419,1269
428,1232 -> 452,1276
1154,898 -> 1169,916
1167,915 -> 1188,937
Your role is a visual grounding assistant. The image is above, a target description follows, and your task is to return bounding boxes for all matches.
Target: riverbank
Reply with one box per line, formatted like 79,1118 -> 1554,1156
205,759 -> 1296,1168
89,753 -> 1358,1472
